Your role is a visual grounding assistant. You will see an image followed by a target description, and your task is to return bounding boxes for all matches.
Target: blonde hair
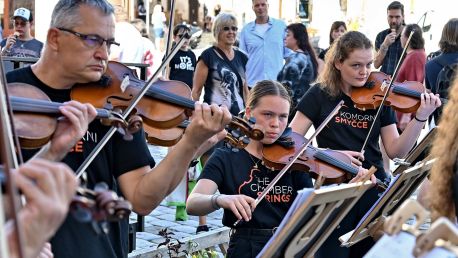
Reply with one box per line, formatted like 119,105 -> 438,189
318,31 -> 372,97
247,80 -> 291,109
429,76 -> 458,221
212,13 -> 237,44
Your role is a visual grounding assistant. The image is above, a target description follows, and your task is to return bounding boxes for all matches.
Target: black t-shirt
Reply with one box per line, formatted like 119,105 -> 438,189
168,49 -> 196,88
198,47 -> 247,115
7,66 -> 155,258
296,85 -> 396,179
199,148 -> 313,229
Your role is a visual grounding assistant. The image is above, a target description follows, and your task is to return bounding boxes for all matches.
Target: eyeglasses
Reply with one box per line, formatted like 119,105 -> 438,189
57,27 -> 120,49
223,26 -> 238,32
12,20 -> 29,27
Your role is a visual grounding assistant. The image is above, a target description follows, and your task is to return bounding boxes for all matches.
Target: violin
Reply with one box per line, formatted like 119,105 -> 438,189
262,132 -> 389,189
9,82 -> 142,149
351,71 -> 446,113
262,132 -> 358,184
71,61 -> 264,146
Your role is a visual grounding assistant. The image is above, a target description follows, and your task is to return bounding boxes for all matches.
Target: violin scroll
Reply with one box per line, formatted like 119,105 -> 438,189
70,182 -> 132,225
225,116 -> 264,151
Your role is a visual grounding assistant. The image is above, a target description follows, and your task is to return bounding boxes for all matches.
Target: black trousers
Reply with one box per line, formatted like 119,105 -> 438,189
226,228 -> 273,258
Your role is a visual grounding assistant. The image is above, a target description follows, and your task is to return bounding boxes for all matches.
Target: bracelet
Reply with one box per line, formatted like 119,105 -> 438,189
211,194 -> 221,210
414,115 -> 428,123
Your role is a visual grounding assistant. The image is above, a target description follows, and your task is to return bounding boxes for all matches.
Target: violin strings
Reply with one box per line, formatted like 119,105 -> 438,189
11,96 -> 109,118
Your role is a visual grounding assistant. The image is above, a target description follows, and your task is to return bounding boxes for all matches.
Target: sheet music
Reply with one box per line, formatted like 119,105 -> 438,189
363,231 -> 416,258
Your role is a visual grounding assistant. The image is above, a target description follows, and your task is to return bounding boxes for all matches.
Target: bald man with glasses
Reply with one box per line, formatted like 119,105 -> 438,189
1,7 -> 43,57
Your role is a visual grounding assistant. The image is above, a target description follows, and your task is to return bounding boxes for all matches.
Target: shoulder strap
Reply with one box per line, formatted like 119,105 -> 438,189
213,46 -> 244,92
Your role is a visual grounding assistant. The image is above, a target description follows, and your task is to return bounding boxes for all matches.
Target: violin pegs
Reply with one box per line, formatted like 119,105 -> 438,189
242,137 -> 250,145
248,117 -> 256,125
231,129 -> 241,139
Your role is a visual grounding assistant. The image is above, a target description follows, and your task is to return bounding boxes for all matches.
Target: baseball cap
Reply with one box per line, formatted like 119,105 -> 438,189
13,7 -> 33,22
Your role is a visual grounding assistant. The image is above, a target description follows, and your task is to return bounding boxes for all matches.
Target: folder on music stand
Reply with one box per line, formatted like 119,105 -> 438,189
257,181 -> 373,258
339,159 -> 435,247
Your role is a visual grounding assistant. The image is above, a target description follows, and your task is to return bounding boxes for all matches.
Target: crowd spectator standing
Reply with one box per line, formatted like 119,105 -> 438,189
110,4 -> 144,63
374,1 -> 405,76
318,21 -> 347,61
1,7 -> 43,57
239,0 -> 290,88
425,18 -> 458,125
165,24 -> 197,223
277,22 -> 318,119
191,12 -> 249,234
152,4 -> 167,52
395,23 -> 426,132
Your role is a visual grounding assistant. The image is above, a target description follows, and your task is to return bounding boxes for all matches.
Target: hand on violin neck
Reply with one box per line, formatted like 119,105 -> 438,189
415,92 -> 442,121
339,150 -> 364,166
184,103 -> 232,148
43,101 -> 97,161
349,167 -> 377,185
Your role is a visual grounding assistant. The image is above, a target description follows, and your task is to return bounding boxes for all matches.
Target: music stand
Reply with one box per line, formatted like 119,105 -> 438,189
339,159 -> 435,247
257,181 -> 373,258
392,127 -> 436,176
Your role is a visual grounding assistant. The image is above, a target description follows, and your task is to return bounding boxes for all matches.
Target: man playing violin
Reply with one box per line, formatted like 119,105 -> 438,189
6,1 -> 231,258
186,80 -> 375,257
289,31 -> 441,258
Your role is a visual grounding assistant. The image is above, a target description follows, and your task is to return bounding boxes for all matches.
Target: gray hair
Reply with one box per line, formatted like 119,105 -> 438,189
212,13 -> 238,43
50,0 -> 114,28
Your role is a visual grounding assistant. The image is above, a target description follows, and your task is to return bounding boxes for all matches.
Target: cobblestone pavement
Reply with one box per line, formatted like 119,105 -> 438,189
129,145 -> 226,257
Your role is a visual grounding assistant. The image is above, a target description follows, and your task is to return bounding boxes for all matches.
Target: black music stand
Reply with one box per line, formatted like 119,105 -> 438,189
257,181 -> 373,258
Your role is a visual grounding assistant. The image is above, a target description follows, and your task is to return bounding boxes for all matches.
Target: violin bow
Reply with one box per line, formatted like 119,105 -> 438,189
359,30 -> 414,154
162,0 -> 176,77
75,32 -> 189,178
233,100 -> 344,227
0,55 -> 25,257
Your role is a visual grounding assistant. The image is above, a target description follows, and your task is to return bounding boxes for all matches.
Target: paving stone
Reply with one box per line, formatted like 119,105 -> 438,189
172,224 -> 198,234
136,232 -> 162,241
135,239 -> 154,250
156,213 -> 178,221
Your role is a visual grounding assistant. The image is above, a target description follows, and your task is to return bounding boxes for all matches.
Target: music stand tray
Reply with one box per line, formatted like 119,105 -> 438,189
258,181 -> 373,258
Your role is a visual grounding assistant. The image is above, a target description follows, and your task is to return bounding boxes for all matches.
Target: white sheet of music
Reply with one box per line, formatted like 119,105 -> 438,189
363,231 -> 416,258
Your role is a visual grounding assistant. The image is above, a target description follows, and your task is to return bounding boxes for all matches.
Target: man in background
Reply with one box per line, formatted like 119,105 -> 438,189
1,7 -> 43,57
239,0 -> 290,88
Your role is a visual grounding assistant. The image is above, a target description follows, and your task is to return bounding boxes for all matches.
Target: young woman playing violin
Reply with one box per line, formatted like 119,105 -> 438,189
186,80 -> 372,258
289,31 -> 441,258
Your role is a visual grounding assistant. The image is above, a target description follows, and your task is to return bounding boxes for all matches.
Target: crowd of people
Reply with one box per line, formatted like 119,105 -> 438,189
1,0 -> 458,258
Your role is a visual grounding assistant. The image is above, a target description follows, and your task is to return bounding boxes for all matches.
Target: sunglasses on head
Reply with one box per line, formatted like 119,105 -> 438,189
223,26 -> 238,32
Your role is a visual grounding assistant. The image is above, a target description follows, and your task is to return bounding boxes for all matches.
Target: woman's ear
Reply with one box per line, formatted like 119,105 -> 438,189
244,106 -> 252,120
334,60 -> 342,71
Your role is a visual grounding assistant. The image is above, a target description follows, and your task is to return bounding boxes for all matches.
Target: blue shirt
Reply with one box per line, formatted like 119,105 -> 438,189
239,17 -> 291,87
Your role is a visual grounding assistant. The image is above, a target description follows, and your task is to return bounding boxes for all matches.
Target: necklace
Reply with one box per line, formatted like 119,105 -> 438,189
247,152 -> 260,169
